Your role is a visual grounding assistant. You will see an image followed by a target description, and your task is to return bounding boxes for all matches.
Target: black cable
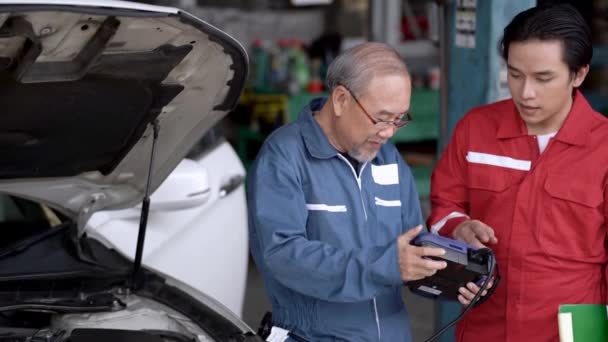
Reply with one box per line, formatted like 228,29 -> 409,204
423,248 -> 499,342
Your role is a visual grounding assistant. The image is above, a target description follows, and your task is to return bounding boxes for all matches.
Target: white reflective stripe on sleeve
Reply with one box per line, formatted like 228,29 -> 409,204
466,151 -> 531,171
557,313 -> 574,342
306,204 -> 347,212
430,211 -> 469,234
266,326 -> 289,342
374,197 -> 402,207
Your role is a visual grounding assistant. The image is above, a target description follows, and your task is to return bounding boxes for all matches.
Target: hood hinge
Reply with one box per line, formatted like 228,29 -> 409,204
77,192 -> 107,237
72,192 -> 107,265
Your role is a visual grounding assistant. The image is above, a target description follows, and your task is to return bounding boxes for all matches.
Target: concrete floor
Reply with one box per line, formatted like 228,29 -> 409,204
242,257 -> 438,341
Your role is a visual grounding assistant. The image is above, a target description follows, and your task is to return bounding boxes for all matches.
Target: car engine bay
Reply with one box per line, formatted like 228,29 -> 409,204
0,2 -> 255,341
0,292 -> 214,342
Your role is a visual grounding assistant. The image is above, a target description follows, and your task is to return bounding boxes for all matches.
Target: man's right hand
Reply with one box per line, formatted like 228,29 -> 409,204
397,225 -> 448,282
452,220 -> 498,248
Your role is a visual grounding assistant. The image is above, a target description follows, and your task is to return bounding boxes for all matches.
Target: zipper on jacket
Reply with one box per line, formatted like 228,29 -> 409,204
373,297 -> 381,341
336,155 -> 381,341
337,155 -> 368,219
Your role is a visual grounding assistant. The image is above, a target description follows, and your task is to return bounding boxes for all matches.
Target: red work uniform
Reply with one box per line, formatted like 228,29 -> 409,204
427,91 -> 608,341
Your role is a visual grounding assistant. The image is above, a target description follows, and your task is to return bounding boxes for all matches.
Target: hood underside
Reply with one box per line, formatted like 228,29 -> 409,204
0,1 -> 248,225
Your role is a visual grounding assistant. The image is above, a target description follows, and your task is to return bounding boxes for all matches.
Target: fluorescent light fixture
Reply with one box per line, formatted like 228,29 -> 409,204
291,0 -> 333,6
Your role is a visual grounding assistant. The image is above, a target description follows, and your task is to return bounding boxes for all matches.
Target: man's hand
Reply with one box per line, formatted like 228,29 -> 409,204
397,225 -> 448,282
453,220 -> 498,249
458,280 -> 494,305
453,220 -> 497,305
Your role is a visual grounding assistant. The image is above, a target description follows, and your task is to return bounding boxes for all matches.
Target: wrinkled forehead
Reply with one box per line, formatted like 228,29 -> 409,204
361,74 -> 411,115
360,72 -> 410,95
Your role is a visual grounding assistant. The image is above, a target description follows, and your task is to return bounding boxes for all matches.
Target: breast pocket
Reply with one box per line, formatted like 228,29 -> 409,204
374,197 -> 402,208
539,174 -> 604,258
466,165 -> 513,218
371,181 -> 405,241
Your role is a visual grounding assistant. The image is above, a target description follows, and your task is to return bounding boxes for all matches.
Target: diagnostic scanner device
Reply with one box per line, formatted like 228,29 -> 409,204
407,232 -> 499,305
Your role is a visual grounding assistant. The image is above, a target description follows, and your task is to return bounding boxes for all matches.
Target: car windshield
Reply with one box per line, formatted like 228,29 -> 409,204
0,194 -> 63,250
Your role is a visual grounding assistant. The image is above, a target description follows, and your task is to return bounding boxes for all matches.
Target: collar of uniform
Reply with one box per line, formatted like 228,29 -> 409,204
552,90 -> 594,146
496,100 -> 528,139
299,97 -> 339,159
496,90 -> 594,146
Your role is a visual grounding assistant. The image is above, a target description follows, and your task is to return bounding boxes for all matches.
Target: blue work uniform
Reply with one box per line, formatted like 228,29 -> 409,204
248,98 -> 423,342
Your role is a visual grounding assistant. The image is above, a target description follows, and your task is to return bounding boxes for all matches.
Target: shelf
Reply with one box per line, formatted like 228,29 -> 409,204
288,92 -> 326,122
411,165 -> 433,198
391,88 -> 439,143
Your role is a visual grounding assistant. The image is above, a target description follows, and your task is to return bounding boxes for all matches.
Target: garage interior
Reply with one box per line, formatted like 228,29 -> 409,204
130,1 -> 608,341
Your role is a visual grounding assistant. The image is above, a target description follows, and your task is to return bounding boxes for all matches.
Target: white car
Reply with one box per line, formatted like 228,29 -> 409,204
0,0 -> 257,341
87,127 -> 249,318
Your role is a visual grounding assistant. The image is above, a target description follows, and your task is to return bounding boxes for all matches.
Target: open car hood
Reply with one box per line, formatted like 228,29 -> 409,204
0,0 -> 248,229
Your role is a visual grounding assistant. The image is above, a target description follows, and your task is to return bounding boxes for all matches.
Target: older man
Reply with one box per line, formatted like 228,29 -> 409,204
248,42 -> 448,342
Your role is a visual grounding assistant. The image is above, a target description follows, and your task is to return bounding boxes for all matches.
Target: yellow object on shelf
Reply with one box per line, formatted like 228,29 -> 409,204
240,92 -> 289,128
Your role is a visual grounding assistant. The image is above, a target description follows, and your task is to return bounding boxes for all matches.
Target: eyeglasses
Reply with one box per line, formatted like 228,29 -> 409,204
338,83 -> 413,130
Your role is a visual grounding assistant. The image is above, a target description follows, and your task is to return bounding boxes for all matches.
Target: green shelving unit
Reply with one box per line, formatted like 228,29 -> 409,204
287,92 -> 326,122
411,165 -> 433,199
391,88 -> 439,143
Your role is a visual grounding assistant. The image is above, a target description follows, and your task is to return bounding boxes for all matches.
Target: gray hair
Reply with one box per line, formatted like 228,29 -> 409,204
325,42 -> 409,98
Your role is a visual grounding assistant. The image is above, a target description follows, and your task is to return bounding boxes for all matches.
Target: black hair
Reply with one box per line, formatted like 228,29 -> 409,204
500,4 -> 592,74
